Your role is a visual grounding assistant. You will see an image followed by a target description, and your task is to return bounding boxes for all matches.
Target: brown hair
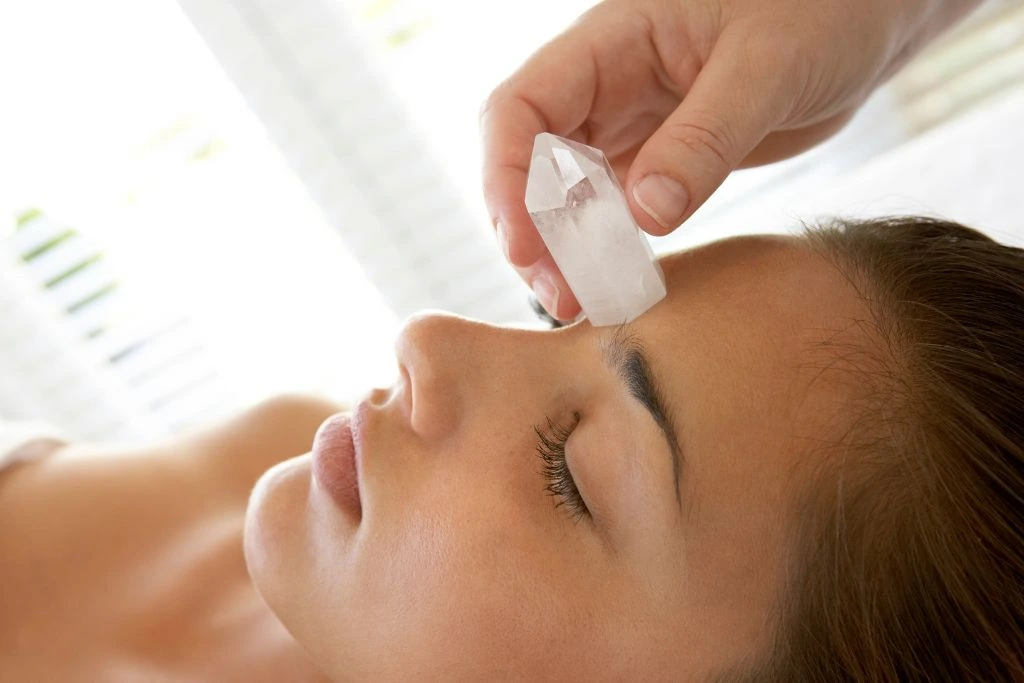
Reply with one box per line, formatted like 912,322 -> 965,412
748,217 -> 1024,682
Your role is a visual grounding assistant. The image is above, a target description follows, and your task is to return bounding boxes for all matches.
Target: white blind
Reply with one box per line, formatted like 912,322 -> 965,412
0,214 -> 178,441
0,0 -> 1018,442
888,0 -> 1024,131
1,0 -> 410,437
174,0 -> 531,324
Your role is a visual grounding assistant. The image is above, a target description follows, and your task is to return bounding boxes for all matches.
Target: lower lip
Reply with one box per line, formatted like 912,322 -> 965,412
312,413 -> 362,518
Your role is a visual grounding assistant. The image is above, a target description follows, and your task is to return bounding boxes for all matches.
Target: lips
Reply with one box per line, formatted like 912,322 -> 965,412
312,408 -> 362,518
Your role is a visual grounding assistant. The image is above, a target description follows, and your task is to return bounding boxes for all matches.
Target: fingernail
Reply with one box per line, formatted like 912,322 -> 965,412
633,174 -> 689,229
532,276 -> 559,318
495,220 -> 510,261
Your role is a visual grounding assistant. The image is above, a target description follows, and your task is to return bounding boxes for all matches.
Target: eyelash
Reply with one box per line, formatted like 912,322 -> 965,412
534,411 -> 589,520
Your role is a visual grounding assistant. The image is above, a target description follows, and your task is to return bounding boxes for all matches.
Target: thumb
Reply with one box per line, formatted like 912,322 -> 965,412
628,35 -> 789,235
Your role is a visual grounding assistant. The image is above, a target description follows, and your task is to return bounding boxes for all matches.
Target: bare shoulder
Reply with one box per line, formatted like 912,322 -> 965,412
183,393 -> 347,500
191,393 -> 346,454
0,394 -> 347,514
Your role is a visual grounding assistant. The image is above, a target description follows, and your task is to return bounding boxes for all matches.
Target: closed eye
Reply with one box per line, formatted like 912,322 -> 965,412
534,411 -> 589,520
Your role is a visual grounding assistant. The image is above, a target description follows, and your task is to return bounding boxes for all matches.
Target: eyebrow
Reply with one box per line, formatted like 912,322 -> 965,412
602,325 -> 684,507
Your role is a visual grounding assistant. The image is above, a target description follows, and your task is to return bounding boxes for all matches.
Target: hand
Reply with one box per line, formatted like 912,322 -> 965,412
481,0 -> 980,320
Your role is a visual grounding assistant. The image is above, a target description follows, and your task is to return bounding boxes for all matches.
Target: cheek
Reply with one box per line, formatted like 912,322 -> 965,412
252,428 -> 634,679
340,443 -> 603,678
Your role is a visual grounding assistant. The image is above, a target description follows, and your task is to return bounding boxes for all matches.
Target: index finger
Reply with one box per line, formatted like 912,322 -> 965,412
479,93 -> 549,268
479,21 -> 599,269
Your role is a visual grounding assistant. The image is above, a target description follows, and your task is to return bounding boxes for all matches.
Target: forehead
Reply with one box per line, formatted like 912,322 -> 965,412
648,235 -> 866,359
629,233 -> 872,585
638,234 -> 871,435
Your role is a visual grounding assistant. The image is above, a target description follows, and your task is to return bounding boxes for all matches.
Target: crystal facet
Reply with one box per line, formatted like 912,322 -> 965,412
525,133 -> 667,326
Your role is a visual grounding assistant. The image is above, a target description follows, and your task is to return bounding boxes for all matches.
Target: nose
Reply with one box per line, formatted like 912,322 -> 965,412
393,311 -> 478,441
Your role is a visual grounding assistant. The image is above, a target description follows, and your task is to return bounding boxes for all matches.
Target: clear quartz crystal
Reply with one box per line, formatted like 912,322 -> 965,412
525,133 -> 666,326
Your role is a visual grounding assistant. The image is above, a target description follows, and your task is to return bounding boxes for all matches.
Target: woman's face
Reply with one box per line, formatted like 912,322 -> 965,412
245,235 -> 869,681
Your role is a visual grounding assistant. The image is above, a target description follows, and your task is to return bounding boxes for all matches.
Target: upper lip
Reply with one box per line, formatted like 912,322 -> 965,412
351,400 -> 368,492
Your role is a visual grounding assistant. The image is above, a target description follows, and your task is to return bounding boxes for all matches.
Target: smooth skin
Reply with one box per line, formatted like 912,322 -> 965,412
481,0 -> 983,320
0,395 -> 342,681
3,235 -> 878,681
247,235 -> 877,681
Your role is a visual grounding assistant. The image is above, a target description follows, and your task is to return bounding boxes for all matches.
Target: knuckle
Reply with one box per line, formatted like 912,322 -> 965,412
478,93 -> 497,124
664,118 -> 735,169
478,79 -> 512,125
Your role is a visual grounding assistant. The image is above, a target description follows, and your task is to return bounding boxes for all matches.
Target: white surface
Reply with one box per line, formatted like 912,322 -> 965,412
655,85 -> 1024,251
792,87 -> 1024,246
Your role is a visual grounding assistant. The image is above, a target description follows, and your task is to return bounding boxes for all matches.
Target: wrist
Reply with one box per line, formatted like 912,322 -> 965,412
921,0 -> 987,34
874,0 -> 986,81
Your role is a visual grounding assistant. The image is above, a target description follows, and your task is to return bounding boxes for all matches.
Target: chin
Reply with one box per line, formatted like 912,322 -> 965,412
243,454 -> 315,614
243,453 -> 370,680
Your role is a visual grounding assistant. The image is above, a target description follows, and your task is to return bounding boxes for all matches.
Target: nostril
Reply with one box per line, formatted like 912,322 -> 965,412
397,363 -> 413,422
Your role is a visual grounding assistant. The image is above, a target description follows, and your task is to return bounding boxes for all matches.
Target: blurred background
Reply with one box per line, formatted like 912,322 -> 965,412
0,0 -> 1021,443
